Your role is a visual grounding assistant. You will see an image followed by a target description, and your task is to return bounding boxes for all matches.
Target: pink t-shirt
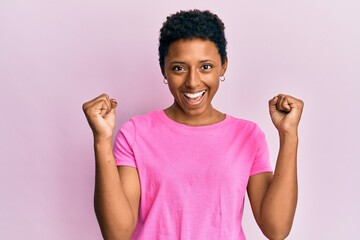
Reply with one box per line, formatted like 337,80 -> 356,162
113,110 -> 272,239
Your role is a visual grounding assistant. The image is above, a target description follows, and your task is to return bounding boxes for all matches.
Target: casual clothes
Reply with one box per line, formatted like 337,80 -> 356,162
113,110 -> 272,239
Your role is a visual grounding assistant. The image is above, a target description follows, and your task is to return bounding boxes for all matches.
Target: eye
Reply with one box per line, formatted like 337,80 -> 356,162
172,65 -> 185,71
201,64 -> 212,70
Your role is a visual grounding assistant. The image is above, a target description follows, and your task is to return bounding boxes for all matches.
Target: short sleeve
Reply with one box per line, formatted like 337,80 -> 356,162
250,127 -> 272,176
113,120 -> 137,167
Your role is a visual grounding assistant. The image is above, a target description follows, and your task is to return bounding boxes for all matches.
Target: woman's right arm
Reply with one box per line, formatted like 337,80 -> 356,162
83,94 -> 140,240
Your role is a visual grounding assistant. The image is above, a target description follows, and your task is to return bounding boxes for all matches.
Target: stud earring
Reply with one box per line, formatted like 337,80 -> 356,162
219,76 -> 225,82
163,78 -> 168,84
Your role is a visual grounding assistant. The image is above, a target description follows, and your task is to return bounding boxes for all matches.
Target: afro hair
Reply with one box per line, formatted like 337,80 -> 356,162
158,9 -> 227,67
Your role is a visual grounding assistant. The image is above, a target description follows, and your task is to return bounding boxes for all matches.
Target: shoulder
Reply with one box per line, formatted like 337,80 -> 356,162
128,110 -> 162,127
226,114 -> 264,134
115,110 -> 162,146
119,110 -> 163,132
224,114 -> 267,147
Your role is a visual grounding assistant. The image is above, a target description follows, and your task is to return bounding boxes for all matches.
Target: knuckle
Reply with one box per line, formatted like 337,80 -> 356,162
100,93 -> 109,99
82,102 -> 90,112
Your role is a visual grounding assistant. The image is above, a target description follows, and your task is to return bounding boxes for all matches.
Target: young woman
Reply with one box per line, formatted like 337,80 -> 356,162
83,10 -> 304,240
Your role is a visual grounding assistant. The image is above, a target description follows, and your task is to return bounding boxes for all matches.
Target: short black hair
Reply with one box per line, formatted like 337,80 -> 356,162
158,9 -> 227,67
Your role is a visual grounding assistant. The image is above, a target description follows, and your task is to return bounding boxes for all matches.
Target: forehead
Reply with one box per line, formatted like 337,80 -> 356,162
165,38 -> 221,62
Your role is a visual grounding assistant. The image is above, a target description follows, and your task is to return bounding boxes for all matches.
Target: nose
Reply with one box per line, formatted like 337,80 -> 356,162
185,69 -> 200,88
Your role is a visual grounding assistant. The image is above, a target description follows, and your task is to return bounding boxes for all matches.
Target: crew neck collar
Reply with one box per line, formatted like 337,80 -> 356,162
157,109 -> 231,131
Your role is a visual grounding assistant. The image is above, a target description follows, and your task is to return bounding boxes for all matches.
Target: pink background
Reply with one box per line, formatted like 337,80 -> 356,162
1,0 -> 359,239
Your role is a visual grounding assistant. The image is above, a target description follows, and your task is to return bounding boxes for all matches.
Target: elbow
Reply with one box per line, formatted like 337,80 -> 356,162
263,231 -> 290,240
94,200 -> 137,239
259,221 -> 293,240
95,208 -> 136,240
99,223 -> 135,240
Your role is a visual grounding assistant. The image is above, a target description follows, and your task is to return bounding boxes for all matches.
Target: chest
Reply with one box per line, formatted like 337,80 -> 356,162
133,129 -> 257,193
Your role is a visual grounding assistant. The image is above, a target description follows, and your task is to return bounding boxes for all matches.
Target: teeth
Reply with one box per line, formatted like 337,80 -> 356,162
184,90 -> 206,99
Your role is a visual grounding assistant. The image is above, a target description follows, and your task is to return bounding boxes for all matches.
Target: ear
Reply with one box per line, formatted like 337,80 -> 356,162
220,57 -> 228,76
160,65 -> 166,79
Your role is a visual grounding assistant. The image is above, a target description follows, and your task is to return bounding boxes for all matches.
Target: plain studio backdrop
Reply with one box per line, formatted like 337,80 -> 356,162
1,0 -> 359,239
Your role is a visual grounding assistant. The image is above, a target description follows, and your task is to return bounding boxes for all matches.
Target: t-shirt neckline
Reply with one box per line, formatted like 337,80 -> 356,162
157,109 -> 231,131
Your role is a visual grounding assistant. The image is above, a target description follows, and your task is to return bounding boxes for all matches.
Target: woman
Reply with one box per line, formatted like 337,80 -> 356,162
83,10 -> 304,240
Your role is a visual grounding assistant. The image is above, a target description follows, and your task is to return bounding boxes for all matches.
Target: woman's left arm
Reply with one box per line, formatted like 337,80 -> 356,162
247,94 -> 304,240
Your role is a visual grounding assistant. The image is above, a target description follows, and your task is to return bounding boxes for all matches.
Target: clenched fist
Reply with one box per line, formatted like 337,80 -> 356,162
269,94 -> 304,135
82,94 -> 117,141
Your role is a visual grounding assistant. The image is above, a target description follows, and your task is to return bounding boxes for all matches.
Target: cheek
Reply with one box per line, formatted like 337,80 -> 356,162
210,84 -> 220,96
167,82 -> 181,97
167,75 -> 184,88
207,79 -> 220,97
205,75 -> 220,88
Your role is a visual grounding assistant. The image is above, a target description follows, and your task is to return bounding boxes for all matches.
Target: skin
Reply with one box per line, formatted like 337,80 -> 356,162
161,39 -> 227,126
83,95 -> 140,239
82,38 -> 304,240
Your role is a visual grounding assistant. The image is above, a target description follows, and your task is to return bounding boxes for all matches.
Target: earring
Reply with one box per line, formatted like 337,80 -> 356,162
219,76 -> 225,82
163,78 -> 168,84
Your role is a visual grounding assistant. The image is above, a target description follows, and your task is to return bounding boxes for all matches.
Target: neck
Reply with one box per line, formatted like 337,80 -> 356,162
164,103 -> 225,126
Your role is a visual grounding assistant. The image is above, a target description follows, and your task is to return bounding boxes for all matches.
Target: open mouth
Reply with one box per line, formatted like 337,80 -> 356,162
182,90 -> 207,104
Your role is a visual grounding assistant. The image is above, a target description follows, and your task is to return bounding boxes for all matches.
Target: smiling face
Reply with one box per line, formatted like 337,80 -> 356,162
162,38 -> 227,126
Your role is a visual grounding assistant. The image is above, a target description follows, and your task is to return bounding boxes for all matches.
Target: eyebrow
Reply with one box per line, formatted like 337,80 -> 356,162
169,59 -> 213,64
199,59 -> 213,63
169,61 -> 186,64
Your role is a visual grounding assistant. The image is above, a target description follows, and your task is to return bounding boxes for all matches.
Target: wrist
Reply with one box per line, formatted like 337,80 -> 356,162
93,135 -> 113,148
93,137 -> 114,160
278,132 -> 299,152
278,130 -> 299,142
93,132 -> 113,143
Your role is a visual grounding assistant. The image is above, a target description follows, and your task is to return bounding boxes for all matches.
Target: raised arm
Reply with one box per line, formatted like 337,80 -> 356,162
82,94 -> 140,240
247,94 -> 304,240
